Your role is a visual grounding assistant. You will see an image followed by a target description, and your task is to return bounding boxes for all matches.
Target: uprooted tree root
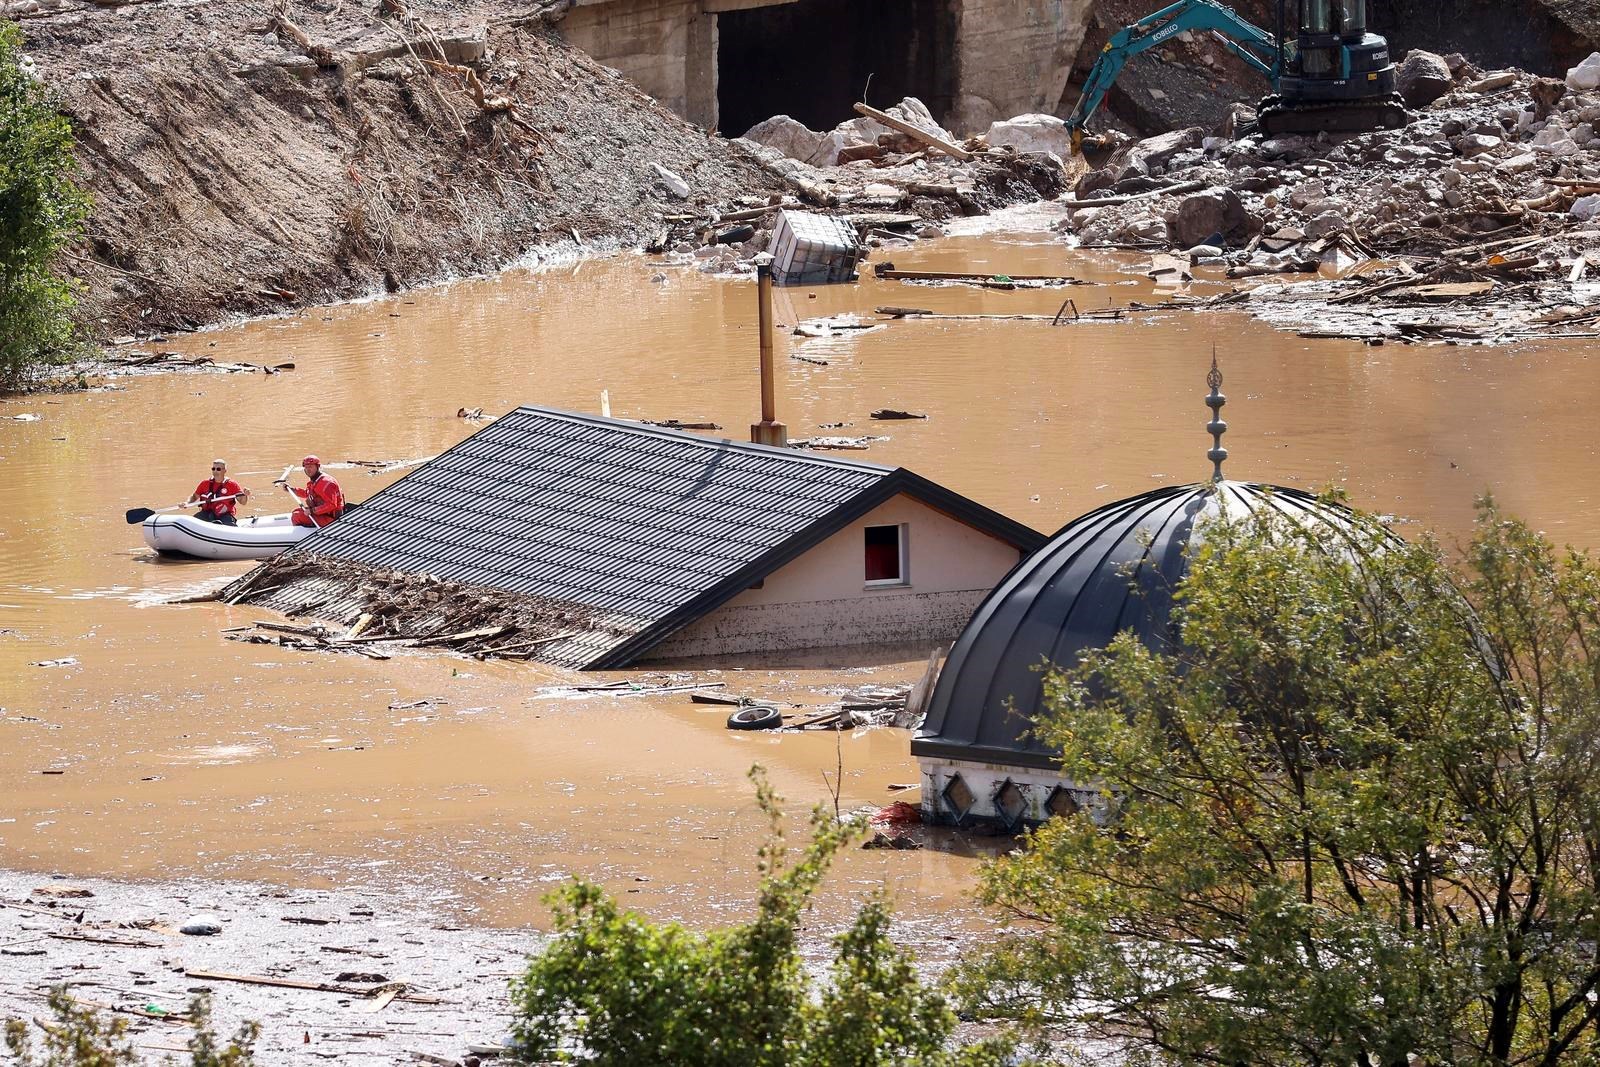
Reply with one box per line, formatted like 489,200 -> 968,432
219,554 -> 626,661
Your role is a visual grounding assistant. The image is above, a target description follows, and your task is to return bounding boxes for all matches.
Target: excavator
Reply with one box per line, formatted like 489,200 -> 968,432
1066,0 -> 1409,153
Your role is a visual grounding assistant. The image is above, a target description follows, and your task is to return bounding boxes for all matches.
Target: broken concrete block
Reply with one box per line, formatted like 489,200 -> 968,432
1305,211 -> 1347,240
983,113 -> 1074,158
1288,178 -> 1327,210
1532,78 -> 1569,119
1074,165 -> 1122,199
740,115 -> 826,166
649,163 -> 690,198
1572,194 -> 1600,220
1533,127 -> 1580,155
1169,187 -> 1251,248
1567,52 -> 1600,91
1454,133 -> 1502,157
1128,127 -> 1205,175
1397,50 -> 1453,108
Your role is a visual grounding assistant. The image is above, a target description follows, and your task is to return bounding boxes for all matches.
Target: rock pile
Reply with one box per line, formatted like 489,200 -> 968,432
1061,51 -> 1600,271
654,99 -> 1076,277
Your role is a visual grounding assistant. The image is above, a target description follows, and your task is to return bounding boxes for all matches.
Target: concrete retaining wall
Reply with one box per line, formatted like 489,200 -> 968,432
952,0 -> 1096,132
561,0 -> 1096,135
563,0 -> 716,126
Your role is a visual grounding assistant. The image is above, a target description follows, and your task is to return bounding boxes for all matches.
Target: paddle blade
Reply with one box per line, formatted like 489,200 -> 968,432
125,507 -> 155,524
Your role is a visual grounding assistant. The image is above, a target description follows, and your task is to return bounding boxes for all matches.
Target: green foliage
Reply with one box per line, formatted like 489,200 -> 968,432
512,766 -> 1014,1066
4,989 -> 256,1066
964,496 -> 1600,1065
0,21 -> 90,390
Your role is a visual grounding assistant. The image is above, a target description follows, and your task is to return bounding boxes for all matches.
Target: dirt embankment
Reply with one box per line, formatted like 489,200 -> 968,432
17,0 -> 784,339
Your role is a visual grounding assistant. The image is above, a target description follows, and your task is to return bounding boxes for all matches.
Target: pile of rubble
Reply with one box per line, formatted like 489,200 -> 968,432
652,98 -> 1075,277
1056,50 -> 1600,343
215,554 -> 622,661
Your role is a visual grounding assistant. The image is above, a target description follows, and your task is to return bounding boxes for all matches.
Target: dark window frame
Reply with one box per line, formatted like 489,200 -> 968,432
864,523 -> 908,585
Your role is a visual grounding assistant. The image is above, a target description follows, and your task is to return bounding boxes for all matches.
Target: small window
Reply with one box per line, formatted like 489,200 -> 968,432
864,524 -> 905,584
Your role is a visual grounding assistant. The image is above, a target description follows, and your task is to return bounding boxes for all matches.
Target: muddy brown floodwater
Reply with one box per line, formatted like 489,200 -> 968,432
3,204 -> 1599,943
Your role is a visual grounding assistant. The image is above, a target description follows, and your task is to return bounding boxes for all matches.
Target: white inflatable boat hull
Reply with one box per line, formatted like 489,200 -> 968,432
141,512 -> 316,561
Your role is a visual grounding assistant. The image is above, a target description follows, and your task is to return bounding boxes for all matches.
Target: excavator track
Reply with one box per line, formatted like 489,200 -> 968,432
1255,93 -> 1409,137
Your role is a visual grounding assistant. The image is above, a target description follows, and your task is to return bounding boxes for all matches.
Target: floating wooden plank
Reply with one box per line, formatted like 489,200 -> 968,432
853,102 -> 972,160
411,625 -> 508,647
872,266 -> 1082,286
49,932 -> 161,948
185,969 -> 446,1003
1388,281 -> 1496,300
255,621 -> 329,639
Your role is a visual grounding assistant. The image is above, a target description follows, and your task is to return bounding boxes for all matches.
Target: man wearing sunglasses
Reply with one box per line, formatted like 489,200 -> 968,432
186,459 -> 250,525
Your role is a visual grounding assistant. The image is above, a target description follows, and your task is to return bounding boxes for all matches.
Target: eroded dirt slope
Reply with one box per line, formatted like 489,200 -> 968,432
17,0 -> 781,337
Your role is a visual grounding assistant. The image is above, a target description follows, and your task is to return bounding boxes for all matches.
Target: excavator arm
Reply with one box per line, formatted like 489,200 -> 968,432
1066,0 -> 1280,153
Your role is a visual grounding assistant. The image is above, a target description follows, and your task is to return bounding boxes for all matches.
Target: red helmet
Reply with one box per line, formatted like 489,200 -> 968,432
302,455 -> 321,466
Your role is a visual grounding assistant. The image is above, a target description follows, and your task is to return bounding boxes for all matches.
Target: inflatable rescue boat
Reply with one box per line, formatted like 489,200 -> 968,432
141,511 -> 316,561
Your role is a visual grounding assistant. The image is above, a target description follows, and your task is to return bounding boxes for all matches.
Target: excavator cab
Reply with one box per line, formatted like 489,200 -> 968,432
1260,0 -> 1406,133
1062,0 -> 1409,154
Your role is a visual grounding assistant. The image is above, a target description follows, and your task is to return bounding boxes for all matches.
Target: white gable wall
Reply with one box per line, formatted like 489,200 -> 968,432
641,493 -> 1024,660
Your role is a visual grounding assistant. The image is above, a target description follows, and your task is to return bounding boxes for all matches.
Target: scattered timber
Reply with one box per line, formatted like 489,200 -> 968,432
1066,180 -> 1208,210
216,555 -> 622,663
185,969 -> 447,1004
872,264 -> 1085,288
852,102 -> 972,161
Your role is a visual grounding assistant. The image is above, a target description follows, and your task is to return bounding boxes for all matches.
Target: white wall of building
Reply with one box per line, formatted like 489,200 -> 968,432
917,755 -> 1104,827
641,493 -> 1024,660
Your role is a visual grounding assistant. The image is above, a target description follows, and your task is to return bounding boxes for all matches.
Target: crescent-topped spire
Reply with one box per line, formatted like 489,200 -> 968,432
1205,349 -> 1227,483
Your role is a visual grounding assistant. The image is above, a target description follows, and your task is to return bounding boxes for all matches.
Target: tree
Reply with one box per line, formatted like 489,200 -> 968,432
511,766 -> 1015,1066
961,497 -> 1600,1065
0,21 -> 90,390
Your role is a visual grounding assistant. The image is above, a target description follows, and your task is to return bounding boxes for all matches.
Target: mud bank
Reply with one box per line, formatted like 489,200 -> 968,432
0,868 -> 530,1065
17,1 -> 1068,348
19,0 -> 785,340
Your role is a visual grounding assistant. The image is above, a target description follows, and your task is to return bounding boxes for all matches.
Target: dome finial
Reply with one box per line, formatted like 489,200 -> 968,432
1205,347 -> 1227,483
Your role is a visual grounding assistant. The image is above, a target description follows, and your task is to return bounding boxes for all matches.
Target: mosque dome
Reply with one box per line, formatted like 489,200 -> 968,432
910,480 -> 1359,771
912,355 -> 1364,784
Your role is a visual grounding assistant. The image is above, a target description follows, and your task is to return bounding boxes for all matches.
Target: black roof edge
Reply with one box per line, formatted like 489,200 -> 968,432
907,736 -> 1065,772
586,468 -> 1048,669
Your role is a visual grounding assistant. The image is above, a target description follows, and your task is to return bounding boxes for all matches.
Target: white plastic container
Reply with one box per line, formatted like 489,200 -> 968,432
769,210 -> 863,286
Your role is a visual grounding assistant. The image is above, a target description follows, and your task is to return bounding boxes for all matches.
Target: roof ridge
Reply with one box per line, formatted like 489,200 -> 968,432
510,404 -> 896,476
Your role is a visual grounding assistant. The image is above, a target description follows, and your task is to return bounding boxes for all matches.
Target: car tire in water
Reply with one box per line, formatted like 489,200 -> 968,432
726,705 -> 783,731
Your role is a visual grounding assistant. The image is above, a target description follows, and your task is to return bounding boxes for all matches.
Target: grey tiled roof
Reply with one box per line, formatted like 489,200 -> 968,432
294,406 -> 1044,668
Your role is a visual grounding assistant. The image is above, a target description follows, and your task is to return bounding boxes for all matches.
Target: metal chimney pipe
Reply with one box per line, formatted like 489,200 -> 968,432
750,255 -> 787,447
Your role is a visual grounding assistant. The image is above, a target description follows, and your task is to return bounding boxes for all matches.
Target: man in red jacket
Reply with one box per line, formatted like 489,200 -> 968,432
187,459 -> 249,525
287,455 -> 344,528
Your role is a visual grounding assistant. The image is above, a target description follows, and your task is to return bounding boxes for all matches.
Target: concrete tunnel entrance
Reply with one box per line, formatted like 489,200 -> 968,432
715,0 -> 959,138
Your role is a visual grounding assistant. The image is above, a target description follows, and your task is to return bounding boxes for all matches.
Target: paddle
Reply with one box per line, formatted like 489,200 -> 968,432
125,494 -> 243,525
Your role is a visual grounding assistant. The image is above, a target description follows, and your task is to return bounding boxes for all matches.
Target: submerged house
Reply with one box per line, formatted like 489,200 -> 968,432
911,361 -> 1364,828
253,404 -> 1044,669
